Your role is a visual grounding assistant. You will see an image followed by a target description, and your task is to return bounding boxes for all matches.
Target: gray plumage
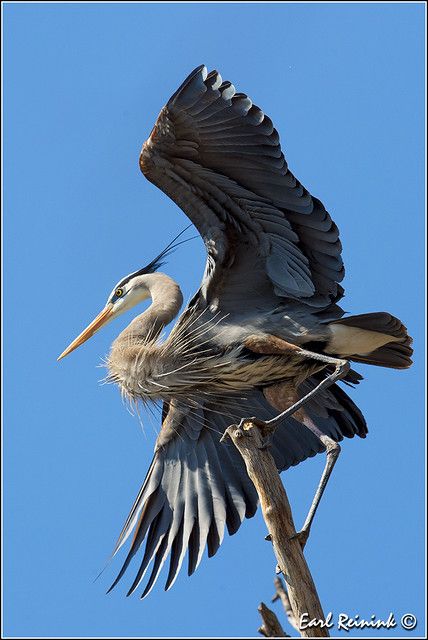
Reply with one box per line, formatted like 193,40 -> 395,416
58,65 -> 412,598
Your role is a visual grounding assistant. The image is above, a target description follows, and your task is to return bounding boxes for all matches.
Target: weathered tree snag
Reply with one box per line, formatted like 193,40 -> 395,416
258,601 -> 289,637
221,419 -> 329,638
272,576 -> 300,633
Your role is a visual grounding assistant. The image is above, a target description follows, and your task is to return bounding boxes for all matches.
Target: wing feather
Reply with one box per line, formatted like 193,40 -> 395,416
140,65 -> 344,308
109,384 -> 366,596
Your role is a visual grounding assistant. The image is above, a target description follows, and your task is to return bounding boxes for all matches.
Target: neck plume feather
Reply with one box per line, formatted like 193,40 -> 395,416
114,273 -> 183,346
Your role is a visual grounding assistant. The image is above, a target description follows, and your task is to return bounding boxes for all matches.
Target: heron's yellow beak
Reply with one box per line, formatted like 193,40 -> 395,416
57,303 -> 114,361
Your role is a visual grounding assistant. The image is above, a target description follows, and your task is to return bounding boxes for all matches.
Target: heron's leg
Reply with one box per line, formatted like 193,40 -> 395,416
262,353 -> 347,547
244,335 -> 350,427
290,411 -> 341,548
264,352 -> 350,429
240,338 -> 350,449
242,337 -> 350,546
261,379 -> 342,548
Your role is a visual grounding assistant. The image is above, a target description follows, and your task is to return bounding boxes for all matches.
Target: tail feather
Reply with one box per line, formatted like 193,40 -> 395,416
326,312 -> 413,369
349,340 -> 413,369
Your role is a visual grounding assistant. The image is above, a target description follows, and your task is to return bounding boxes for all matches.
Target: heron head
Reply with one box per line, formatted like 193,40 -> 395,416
57,226 -> 194,361
57,269 -> 159,361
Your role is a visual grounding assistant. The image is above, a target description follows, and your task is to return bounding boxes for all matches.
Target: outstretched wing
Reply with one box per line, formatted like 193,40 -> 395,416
109,383 -> 366,598
140,65 -> 344,310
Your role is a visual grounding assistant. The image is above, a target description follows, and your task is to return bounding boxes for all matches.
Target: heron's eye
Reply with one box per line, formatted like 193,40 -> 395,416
115,288 -> 124,298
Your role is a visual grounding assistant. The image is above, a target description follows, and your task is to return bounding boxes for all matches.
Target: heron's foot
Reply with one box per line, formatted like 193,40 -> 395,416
220,416 -> 265,443
290,527 -> 310,550
237,416 -> 267,429
238,416 -> 275,448
221,416 -> 275,445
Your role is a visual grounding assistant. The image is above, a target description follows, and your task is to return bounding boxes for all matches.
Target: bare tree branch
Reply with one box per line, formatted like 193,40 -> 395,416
258,602 -> 288,637
272,576 -> 300,633
222,419 -> 329,638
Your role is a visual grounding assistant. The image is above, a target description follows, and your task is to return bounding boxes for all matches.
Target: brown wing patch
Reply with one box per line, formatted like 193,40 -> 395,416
244,334 -> 302,355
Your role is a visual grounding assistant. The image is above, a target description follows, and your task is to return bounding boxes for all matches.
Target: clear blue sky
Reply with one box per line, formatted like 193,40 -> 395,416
3,2 -> 425,638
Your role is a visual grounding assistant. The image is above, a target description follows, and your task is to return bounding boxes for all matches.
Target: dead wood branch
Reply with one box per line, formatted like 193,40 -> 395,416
272,576 -> 300,633
258,602 -> 288,637
222,419 -> 329,638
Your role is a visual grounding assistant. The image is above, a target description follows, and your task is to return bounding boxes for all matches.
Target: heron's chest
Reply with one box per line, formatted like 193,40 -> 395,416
107,343 -> 310,404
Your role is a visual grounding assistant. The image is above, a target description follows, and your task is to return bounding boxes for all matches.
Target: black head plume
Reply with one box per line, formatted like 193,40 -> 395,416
115,225 -> 196,289
138,224 -> 196,274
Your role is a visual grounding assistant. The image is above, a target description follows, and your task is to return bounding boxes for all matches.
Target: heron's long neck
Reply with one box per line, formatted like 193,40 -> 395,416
114,273 -> 183,347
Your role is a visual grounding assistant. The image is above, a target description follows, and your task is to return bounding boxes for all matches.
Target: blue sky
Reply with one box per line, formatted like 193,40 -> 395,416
3,2 -> 425,638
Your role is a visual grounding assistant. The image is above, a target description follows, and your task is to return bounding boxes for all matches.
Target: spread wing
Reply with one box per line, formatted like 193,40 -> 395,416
109,383 -> 366,598
140,65 -> 344,310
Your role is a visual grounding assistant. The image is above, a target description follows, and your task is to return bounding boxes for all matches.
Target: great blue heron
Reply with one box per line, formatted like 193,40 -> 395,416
58,65 -> 412,598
